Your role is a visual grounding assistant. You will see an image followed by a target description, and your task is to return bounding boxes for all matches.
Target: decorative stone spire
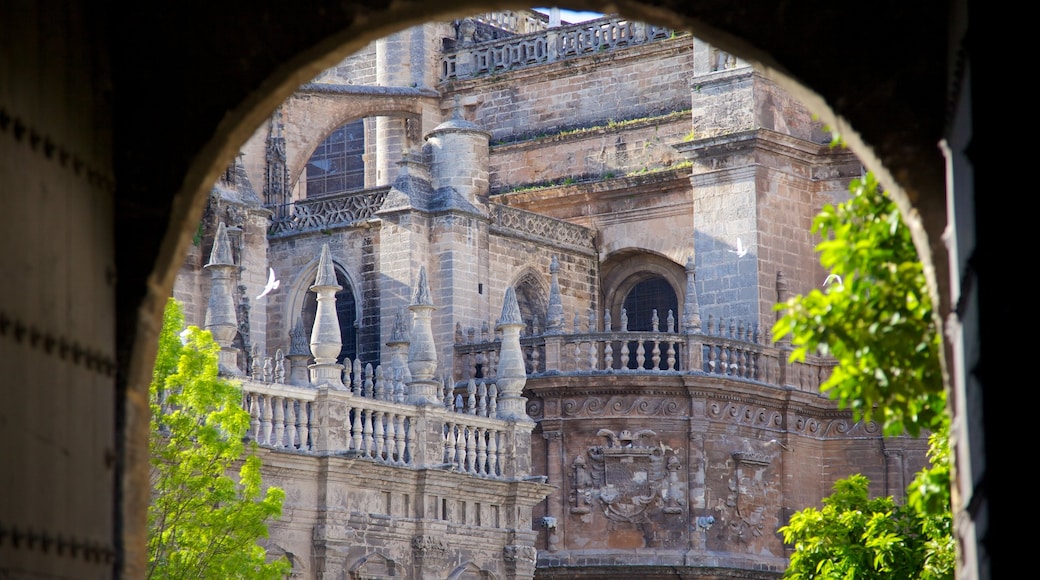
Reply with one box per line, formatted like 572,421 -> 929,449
682,257 -> 702,332
406,266 -> 440,405
308,244 -> 345,389
204,221 -> 240,374
545,256 -> 564,334
495,286 -> 533,423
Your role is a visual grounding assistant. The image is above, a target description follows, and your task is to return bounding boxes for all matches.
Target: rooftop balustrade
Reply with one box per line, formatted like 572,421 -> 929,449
441,16 -> 677,81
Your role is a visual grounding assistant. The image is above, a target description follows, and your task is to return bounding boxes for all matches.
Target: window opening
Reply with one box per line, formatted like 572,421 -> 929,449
305,119 -> 365,197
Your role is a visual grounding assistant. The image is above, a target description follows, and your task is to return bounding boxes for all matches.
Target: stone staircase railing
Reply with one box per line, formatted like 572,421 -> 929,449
441,16 -> 676,81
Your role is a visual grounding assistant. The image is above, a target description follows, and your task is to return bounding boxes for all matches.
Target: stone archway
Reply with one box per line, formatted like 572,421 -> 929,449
1,2 -> 986,579
111,4 -> 975,576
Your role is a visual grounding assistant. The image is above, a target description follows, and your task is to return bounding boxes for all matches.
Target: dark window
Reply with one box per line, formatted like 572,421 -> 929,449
622,276 -> 677,331
305,120 -> 365,197
621,276 -> 678,370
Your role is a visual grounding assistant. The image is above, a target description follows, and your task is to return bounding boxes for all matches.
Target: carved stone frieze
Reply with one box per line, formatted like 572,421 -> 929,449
707,401 -> 783,428
561,396 -> 682,418
490,204 -> 596,252
411,534 -> 448,558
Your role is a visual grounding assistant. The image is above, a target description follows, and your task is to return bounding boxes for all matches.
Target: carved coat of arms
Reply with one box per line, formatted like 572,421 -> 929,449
570,429 -> 684,523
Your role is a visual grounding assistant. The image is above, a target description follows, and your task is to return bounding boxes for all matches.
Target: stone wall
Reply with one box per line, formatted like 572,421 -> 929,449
443,36 -> 694,145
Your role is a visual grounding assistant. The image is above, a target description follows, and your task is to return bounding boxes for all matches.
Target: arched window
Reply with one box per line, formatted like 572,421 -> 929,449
301,267 -> 358,365
305,119 -> 365,197
622,276 -> 678,332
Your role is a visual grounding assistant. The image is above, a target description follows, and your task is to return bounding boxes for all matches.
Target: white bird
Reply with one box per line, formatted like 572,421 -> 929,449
728,237 -> 748,258
256,267 -> 280,300
823,273 -> 843,288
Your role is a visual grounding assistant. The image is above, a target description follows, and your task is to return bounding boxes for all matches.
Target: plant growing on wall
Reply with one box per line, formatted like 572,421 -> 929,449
148,298 -> 291,579
774,173 -> 952,579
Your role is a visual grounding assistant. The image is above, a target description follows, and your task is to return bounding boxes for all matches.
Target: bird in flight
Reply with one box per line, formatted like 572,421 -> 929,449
823,273 -> 843,288
256,267 -> 280,299
728,237 -> 748,258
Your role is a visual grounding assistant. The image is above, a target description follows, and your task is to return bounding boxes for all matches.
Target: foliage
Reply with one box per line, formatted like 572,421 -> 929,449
148,298 -> 290,579
772,172 -> 945,438
773,172 -> 953,578
780,427 -> 953,580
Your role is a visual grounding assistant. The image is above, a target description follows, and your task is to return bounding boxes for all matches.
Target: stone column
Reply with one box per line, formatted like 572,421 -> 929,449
204,221 -> 240,374
308,243 -> 345,389
681,256 -> 703,372
406,266 -> 440,405
495,287 -> 532,423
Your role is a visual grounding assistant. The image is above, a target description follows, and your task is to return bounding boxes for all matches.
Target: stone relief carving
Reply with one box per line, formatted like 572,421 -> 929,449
491,204 -> 596,251
570,429 -> 684,523
502,544 -> 537,563
561,396 -> 682,418
725,451 -> 777,548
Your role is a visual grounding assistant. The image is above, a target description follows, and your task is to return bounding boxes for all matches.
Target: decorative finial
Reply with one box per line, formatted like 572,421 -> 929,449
498,287 -> 523,327
206,221 -> 235,267
312,243 -> 339,289
411,266 -> 433,307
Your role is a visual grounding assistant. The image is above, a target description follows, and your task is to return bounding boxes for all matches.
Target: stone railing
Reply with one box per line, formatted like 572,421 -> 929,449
267,186 -> 391,237
453,315 -> 836,392
490,204 -> 596,253
441,16 -> 676,81
241,374 -> 520,479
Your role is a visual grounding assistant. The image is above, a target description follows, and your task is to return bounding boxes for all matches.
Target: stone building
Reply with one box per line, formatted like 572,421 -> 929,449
170,11 -> 931,579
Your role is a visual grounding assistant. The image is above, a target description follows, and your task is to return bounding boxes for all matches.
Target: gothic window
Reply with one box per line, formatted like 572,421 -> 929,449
301,267 -> 358,365
305,119 -> 365,197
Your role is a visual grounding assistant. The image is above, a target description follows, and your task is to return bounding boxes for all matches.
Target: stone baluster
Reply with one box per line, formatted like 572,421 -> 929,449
260,395 -> 273,445
285,400 -> 297,449
394,414 -> 407,464
351,408 -> 363,452
286,317 -> 311,386
308,403 -> 319,451
204,221 -> 241,375
263,355 -> 273,383
373,411 -> 385,460
476,427 -> 488,475
308,243 -> 345,389
466,427 -> 478,474
270,396 -> 284,447
384,412 -> 396,461
251,344 -> 263,380
406,266 -> 440,405
363,363 -> 374,398
362,410 -> 375,458
467,379 -> 477,414
488,384 -> 497,417
495,287 -> 532,422
248,393 -> 261,441
478,381 -> 488,417
352,358 -> 362,395
274,349 -> 285,384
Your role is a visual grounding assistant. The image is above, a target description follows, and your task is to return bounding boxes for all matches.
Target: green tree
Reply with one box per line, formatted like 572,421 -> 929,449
773,173 -> 952,579
148,298 -> 291,579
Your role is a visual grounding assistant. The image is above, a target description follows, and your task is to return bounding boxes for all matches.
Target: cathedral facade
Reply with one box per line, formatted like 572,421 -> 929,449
173,10 -> 929,579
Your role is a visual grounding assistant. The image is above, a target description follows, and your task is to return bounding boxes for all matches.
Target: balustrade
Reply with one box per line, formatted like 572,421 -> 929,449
452,318 -> 835,393
441,16 -> 678,81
